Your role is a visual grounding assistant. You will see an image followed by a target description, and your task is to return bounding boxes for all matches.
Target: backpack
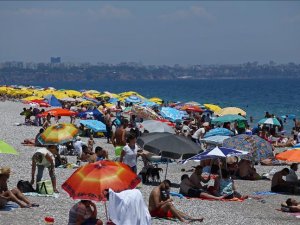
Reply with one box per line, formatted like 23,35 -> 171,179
17,180 -> 35,193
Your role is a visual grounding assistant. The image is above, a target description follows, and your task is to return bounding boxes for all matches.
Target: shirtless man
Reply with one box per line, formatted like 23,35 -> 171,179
284,198 -> 300,212
112,119 -> 128,157
271,168 -> 294,193
149,180 -> 203,223
238,159 -> 260,180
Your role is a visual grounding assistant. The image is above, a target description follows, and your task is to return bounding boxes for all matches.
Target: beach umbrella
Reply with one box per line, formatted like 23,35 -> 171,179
258,118 -> 281,126
62,160 -> 141,201
38,108 -> 77,117
38,123 -> 80,145
181,105 -> 203,113
131,105 -> 161,120
204,128 -> 234,138
140,120 -> 175,134
275,149 -> 300,162
77,100 -> 96,107
292,143 -> 300,149
223,134 -> 274,163
0,141 -> 19,155
64,90 -> 82,98
61,97 -> 76,102
22,96 -> 43,101
215,107 -> 246,117
125,95 -> 142,103
139,101 -> 158,107
137,132 -> 200,160
211,114 -> 247,124
204,104 -> 222,113
160,107 -> 184,122
79,120 -> 106,132
27,100 -> 51,107
201,135 -> 230,146
148,97 -> 163,104
183,146 -> 248,163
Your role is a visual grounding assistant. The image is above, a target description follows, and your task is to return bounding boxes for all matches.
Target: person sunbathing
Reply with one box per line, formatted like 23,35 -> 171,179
22,128 -> 44,146
273,137 -> 295,148
0,167 -> 39,208
149,180 -> 203,223
282,198 -> 300,212
180,174 -> 224,200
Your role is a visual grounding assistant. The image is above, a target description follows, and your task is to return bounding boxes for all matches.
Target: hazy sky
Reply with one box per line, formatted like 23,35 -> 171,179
0,1 -> 299,65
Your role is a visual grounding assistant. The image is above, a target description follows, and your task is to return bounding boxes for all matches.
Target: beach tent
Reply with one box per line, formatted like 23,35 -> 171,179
44,94 -> 62,107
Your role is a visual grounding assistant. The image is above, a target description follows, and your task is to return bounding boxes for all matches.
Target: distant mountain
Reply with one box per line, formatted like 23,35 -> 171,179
0,62 -> 299,82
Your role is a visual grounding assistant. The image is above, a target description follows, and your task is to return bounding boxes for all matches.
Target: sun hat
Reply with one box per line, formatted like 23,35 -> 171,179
0,167 -> 11,175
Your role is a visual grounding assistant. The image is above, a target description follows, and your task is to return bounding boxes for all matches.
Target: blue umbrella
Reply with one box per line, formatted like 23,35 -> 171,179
160,107 -> 184,122
108,98 -> 118,103
204,128 -> 234,138
140,101 -> 158,107
183,146 -> 248,163
79,120 -> 106,132
211,114 -> 247,124
125,95 -> 142,103
78,109 -> 103,121
223,134 -> 274,163
201,135 -> 231,145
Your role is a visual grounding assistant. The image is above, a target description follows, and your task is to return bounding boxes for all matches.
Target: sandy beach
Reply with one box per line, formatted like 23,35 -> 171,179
0,101 -> 299,225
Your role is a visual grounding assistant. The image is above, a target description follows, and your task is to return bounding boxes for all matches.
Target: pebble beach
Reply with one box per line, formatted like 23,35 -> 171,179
0,101 -> 299,225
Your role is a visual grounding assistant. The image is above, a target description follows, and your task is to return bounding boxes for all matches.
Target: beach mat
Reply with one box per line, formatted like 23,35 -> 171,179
253,191 -> 278,196
23,192 -> 60,198
0,202 -> 19,211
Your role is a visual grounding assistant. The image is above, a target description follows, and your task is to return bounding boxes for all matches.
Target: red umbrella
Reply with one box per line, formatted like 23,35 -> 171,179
38,108 -> 77,117
62,160 -> 141,201
29,100 -> 51,107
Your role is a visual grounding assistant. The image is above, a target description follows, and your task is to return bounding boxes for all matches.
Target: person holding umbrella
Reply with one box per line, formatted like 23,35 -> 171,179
30,145 -> 59,193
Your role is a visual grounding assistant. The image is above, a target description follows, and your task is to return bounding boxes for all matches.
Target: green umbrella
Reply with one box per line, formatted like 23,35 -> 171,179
211,114 -> 247,124
258,118 -> 281,126
0,140 -> 19,155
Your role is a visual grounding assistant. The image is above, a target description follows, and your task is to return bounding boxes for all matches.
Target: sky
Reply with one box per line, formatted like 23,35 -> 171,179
0,1 -> 299,65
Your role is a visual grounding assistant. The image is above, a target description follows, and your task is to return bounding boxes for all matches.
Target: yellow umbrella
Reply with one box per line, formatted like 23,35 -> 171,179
22,96 -> 43,101
149,97 -> 163,104
77,101 -> 96,106
215,107 -> 246,116
204,104 -> 222,113
64,90 -> 82,97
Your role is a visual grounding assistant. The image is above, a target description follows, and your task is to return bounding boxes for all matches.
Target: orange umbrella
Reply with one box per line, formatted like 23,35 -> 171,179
62,160 -> 141,201
275,149 -> 300,162
38,108 -> 77,117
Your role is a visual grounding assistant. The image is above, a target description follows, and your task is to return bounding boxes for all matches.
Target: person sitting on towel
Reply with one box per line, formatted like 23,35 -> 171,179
271,168 -> 294,193
180,174 -> 224,200
148,179 -> 203,223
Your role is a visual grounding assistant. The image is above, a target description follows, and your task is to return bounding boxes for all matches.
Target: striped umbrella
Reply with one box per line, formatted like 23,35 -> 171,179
258,118 -> 281,126
38,123 -> 80,145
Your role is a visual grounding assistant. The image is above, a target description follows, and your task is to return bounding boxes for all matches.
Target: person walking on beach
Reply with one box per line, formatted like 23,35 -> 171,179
104,109 -> 112,144
149,180 -> 203,223
87,134 -> 95,152
30,146 -> 59,193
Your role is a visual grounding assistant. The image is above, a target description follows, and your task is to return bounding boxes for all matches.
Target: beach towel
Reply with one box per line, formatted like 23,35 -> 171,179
0,202 -> 19,211
108,189 -> 151,225
253,191 -> 278,196
186,196 -> 245,202
23,192 -> 60,198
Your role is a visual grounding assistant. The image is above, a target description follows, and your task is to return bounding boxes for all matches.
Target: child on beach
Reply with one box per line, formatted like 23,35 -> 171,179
87,135 -> 95,152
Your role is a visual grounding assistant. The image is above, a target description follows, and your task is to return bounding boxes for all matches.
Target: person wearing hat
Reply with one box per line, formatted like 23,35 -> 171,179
0,167 -> 38,208
30,145 -> 59,193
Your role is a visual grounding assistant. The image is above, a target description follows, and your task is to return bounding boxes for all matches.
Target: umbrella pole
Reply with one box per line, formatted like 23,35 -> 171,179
104,201 -> 108,221
218,158 -> 223,179
164,161 -> 169,180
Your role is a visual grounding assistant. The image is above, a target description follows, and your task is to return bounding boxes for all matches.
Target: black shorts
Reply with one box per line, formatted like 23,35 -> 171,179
187,188 -> 202,197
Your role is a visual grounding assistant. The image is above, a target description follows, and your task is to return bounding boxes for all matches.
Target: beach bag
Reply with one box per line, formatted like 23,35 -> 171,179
37,180 -> 53,195
17,180 -> 35,193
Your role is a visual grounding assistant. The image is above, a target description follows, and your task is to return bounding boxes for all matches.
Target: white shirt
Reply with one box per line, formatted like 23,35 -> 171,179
286,169 -> 298,183
35,148 -> 54,168
122,144 -> 138,167
73,140 -> 85,157
192,127 -> 205,140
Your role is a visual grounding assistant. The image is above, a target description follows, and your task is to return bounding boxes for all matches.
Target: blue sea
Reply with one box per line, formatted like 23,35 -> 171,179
13,79 -> 300,131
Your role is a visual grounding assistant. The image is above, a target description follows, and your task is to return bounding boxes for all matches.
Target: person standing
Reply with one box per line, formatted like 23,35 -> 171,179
120,134 -> 141,173
30,146 -> 59,193
104,109 -> 112,144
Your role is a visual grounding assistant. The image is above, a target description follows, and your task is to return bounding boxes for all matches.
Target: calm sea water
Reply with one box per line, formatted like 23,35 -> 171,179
13,79 -> 300,130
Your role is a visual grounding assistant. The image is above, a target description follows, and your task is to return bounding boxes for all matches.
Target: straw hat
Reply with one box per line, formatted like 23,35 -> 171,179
0,167 -> 11,175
